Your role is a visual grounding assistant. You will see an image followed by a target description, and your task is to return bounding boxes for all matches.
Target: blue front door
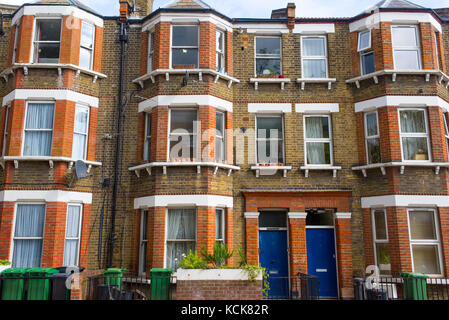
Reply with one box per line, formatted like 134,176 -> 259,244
259,230 -> 289,298
306,228 -> 338,298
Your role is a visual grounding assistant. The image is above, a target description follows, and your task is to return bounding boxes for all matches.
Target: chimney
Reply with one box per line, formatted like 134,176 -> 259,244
131,0 -> 154,17
271,3 -> 296,30
119,0 -> 132,21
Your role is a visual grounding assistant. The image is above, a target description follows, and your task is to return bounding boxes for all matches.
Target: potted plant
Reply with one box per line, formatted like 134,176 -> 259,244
412,149 -> 428,161
0,260 -> 11,273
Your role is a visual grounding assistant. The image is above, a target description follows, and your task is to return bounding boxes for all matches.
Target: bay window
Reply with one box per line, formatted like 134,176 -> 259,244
12,204 -> 46,268
72,105 -> 89,160
304,115 -> 332,165
255,37 -> 281,76
216,208 -> 225,244
79,22 -> 95,70
359,30 -> 374,75
138,210 -> 149,275
301,36 -> 328,78
216,30 -> 225,73
144,113 -> 151,162
171,25 -> 199,68
166,208 -> 196,270
372,209 -> 391,275
216,111 -> 225,162
33,19 -> 62,64
408,209 -> 443,276
169,109 -> 197,160
23,102 -> 55,156
365,112 -> 381,164
399,109 -> 430,161
148,32 -> 154,73
63,204 -> 82,267
392,25 -> 421,70
256,115 -> 284,164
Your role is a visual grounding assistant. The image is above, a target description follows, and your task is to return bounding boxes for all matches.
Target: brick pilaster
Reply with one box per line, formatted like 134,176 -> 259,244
288,214 -> 307,276
335,214 -> 354,299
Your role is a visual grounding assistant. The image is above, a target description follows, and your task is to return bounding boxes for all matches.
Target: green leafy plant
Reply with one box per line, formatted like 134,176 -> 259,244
0,260 -> 11,266
178,250 -> 210,269
237,245 -> 247,267
200,242 -> 234,268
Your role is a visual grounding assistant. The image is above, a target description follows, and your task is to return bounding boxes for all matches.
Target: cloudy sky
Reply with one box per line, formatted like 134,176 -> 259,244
1,0 -> 449,18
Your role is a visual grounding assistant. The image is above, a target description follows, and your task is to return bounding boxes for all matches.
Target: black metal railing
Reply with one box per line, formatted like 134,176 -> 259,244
265,273 -> 319,300
85,274 -> 175,300
354,275 -> 449,300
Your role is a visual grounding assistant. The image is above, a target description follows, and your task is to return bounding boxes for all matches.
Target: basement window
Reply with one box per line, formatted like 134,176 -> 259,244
171,25 -> 199,68
33,19 -> 62,64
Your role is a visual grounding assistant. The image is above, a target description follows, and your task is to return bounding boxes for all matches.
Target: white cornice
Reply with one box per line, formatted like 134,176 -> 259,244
138,95 -> 233,113
335,212 -> 352,219
134,194 -> 234,209
288,212 -> 307,219
0,190 -> 92,204
354,95 -> 449,113
361,195 -> 449,208
244,212 -> 260,219
293,23 -> 335,34
142,12 -> 233,32
248,103 -> 292,113
2,89 -> 99,108
295,103 -> 340,113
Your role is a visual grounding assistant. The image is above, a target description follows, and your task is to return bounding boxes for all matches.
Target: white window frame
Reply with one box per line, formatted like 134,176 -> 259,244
215,111 -> 226,163
371,209 -> 391,276
165,207 -> 197,269
303,114 -> 333,166
138,209 -> 149,276
216,29 -> 225,73
32,17 -> 62,64
167,108 -> 198,161
364,111 -> 381,164
398,108 -> 431,162
301,35 -> 328,79
444,113 -> 449,155
358,30 -> 372,52
2,105 -> 10,157
148,31 -> 154,73
407,208 -> 444,277
72,104 -> 90,160
63,203 -> 83,267
216,208 -> 225,244
79,21 -> 95,70
434,32 -> 440,71
10,202 -> 47,267
391,25 -> 422,70
254,36 -> 282,77
170,24 -> 200,69
144,112 -> 151,162
255,114 -> 285,165
22,101 -> 55,157
360,51 -> 375,76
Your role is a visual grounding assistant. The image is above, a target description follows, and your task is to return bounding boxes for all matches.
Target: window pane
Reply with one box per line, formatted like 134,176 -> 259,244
361,52 -> 375,75
81,23 -> 94,48
410,211 -> 437,240
359,31 -> 371,50
402,137 -> 429,160
302,37 -> 325,56
35,43 -> 60,63
400,110 -> 426,133
172,26 -> 198,47
72,133 -> 86,159
392,27 -> 418,47
366,113 -> 378,137
216,31 -> 224,52
216,138 -> 224,162
412,245 -> 441,275
257,117 -> 282,139
306,142 -> 331,165
170,136 -> 195,159
25,104 -> 54,130
12,240 -> 43,268
172,48 -> 198,67
256,37 -> 281,56
257,140 -> 283,164
79,47 -> 92,69
256,59 -> 281,75
303,59 -> 327,78
166,241 -> 195,270
259,211 -> 287,228
14,204 -> 46,237
367,138 -> 381,163
394,50 -> 420,70
36,19 -> 61,42
374,210 -> 387,240
216,112 -> 224,136
24,131 -> 52,156
141,211 -> 148,241
167,209 -> 196,240
63,239 -> 78,266
66,206 -> 81,238
375,243 -> 391,275
305,117 -> 329,139
216,209 -> 223,240
171,110 -> 197,133
74,107 -> 89,134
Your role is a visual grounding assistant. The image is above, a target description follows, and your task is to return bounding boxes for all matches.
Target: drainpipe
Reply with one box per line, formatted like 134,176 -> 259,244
109,4 -> 129,268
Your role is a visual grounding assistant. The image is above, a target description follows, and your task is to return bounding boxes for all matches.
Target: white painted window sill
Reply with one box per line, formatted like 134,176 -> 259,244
296,78 -> 337,90
352,162 -> 449,177
129,161 -> 241,177
299,165 -> 342,178
0,63 -> 107,83
250,165 -> 292,178
345,69 -> 445,88
0,156 -> 102,172
249,77 -> 291,90
133,69 -> 240,89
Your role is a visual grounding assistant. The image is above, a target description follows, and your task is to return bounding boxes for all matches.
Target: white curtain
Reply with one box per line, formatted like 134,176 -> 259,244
400,111 -> 425,133
12,204 -> 46,268
303,59 -> 326,78
23,103 -> 54,156
166,209 -> 196,269
306,117 -> 330,165
303,38 -> 326,78
63,205 -> 81,266
72,106 -> 89,160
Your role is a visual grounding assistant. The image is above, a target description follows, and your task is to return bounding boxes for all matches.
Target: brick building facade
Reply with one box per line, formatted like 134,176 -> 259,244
1,0 -> 449,299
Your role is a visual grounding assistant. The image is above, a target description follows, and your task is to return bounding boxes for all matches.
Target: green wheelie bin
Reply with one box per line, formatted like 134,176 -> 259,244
26,268 -> 59,300
400,272 -> 429,300
0,268 -> 28,300
150,268 -> 172,300
102,268 -> 127,291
